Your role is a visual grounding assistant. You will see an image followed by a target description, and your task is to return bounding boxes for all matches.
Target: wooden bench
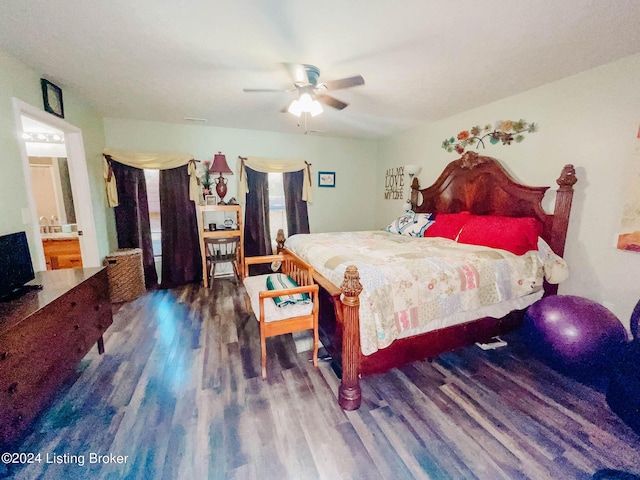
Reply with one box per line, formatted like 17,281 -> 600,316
243,252 -> 319,379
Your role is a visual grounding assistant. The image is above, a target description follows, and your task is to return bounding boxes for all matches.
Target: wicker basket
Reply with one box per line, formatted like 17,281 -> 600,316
103,248 -> 146,303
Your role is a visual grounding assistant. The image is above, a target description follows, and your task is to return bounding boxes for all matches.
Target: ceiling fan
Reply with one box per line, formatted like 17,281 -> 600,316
243,64 -> 365,117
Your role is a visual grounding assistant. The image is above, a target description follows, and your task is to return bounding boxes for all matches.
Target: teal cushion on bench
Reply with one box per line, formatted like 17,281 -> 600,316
243,275 -> 313,322
266,273 -> 310,307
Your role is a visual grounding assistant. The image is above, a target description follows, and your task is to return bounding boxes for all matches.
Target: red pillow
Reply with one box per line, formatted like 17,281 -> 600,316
456,215 -> 542,255
423,212 -> 472,240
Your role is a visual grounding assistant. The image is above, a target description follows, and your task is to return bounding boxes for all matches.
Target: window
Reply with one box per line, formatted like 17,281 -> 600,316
144,169 -> 161,280
268,172 -> 287,250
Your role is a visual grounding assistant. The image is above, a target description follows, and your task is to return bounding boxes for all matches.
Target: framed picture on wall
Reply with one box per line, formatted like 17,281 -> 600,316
40,78 -> 64,118
318,171 -> 336,188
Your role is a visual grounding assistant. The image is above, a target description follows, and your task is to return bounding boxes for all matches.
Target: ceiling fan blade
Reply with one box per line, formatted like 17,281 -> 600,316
317,94 -> 348,110
284,63 -> 310,86
242,88 -> 288,92
321,75 -> 365,91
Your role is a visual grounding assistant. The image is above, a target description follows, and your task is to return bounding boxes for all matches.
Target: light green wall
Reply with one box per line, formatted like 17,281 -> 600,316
377,53 -> 640,330
61,88 -> 115,259
0,47 -> 112,263
0,49 -> 39,238
103,118 -> 379,233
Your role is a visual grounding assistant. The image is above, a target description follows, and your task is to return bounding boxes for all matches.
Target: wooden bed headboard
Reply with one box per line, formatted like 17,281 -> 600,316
410,151 -> 577,257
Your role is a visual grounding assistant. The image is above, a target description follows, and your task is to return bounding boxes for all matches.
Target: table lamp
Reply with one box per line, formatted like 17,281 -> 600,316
210,152 -> 233,204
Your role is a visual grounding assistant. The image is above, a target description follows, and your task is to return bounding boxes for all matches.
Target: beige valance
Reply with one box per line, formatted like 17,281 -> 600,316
102,148 -> 200,207
237,156 -> 313,203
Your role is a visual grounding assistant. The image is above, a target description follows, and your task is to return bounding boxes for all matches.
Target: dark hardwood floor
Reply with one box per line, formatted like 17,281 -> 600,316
3,279 -> 639,479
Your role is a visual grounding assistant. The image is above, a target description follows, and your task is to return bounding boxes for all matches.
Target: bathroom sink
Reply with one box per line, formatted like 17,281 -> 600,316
39,224 -> 78,237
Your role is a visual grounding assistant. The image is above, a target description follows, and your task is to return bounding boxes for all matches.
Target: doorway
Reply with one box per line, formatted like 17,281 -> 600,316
22,116 -> 83,270
13,98 -> 100,271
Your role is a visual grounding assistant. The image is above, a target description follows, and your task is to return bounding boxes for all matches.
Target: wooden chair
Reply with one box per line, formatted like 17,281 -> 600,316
243,252 -> 319,379
205,236 -> 240,286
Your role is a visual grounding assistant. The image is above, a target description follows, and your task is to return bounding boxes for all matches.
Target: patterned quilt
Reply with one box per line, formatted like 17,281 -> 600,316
286,231 -> 561,356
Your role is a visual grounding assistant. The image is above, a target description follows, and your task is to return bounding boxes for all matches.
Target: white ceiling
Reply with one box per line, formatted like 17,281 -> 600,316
2,1 -> 640,139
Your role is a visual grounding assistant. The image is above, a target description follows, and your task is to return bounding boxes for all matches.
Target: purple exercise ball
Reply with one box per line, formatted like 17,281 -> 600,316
523,295 -> 627,373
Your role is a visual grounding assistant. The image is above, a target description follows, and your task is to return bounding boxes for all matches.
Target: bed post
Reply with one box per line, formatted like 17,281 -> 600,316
410,177 -> 420,210
550,164 -> 577,258
545,164 -> 577,296
338,265 -> 363,410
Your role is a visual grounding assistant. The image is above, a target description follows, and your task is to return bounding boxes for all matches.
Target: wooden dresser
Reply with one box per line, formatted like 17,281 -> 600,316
0,267 -> 112,447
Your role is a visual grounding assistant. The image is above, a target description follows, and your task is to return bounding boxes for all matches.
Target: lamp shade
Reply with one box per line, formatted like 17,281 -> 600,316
211,152 -> 233,175
405,164 -> 421,176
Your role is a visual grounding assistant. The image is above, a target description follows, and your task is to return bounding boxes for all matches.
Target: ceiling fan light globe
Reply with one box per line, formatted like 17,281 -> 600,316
288,99 -> 302,117
309,100 -> 323,117
299,93 -> 313,112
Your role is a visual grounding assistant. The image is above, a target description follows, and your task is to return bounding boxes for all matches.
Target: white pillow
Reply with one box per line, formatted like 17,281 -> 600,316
537,237 -> 569,284
385,210 -> 434,237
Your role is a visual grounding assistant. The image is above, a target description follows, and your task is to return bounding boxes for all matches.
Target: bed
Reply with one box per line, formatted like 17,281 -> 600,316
281,152 -> 577,410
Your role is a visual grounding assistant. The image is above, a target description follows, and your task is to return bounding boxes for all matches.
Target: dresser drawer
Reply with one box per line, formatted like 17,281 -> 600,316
58,271 -> 112,349
0,326 -> 70,445
0,268 -> 112,447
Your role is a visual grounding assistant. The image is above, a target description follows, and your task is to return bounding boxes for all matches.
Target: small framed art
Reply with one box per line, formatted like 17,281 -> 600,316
318,171 -> 336,188
41,79 -> 64,118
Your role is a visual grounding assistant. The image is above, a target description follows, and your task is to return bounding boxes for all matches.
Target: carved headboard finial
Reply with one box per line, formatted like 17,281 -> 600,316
557,164 -> 577,190
459,151 -> 485,169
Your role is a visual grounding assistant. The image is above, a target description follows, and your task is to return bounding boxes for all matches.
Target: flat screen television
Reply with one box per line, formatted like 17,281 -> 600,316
0,231 -> 38,302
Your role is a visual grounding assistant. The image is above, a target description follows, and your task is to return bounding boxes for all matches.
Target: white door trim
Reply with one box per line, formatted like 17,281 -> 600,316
12,97 -> 100,270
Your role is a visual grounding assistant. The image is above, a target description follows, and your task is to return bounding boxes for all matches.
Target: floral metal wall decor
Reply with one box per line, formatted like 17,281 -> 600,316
442,119 -> 537,154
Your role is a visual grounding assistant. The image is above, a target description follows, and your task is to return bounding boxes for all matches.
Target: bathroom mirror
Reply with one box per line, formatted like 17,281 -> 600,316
29,156 -> 76,232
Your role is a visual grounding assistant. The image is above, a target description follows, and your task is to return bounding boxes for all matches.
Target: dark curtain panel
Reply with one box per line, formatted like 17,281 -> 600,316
111,161 -> 158,288
283,169 -> 310,236
159,165 -> 202,288
243,167 -> 271,275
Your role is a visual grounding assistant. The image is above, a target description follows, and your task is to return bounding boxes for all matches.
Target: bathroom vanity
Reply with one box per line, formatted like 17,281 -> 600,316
41,233 -> 82,270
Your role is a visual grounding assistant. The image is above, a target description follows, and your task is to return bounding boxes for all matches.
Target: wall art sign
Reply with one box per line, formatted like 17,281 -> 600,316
384,166 -> 404,200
